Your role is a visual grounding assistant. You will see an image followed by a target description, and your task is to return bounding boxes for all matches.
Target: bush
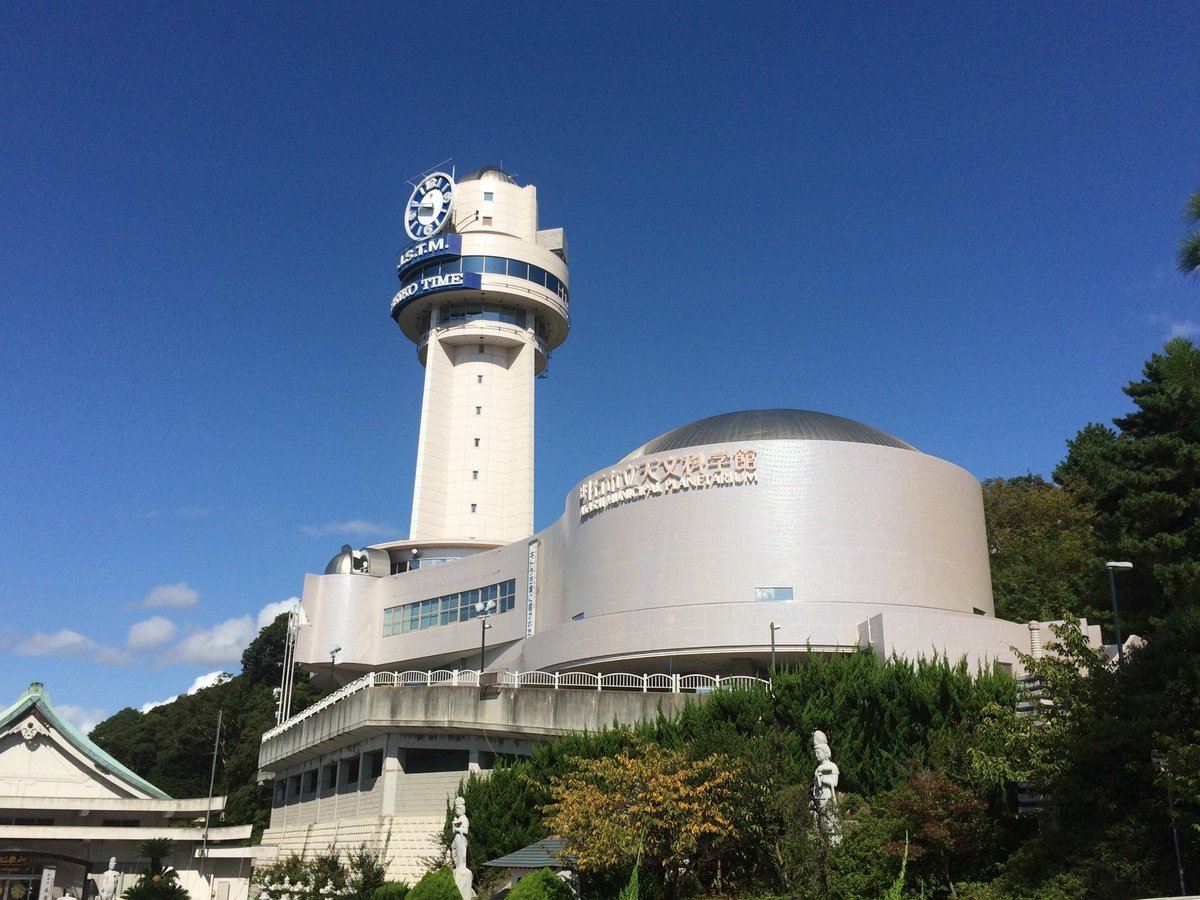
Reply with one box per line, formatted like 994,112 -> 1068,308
371,883 -> 409,900
507,869 -> 573,900
406,868 -> 460,900
121,871 -> 189,900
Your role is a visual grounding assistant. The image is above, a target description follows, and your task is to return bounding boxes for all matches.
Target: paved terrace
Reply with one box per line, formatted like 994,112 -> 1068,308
259,670 -> 769,770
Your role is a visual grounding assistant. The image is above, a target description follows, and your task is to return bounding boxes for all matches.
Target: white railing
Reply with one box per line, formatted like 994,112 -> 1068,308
262,669 -> 769,742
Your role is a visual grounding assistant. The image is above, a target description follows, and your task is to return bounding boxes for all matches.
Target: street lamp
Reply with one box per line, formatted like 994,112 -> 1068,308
329,645 -> 341,687
475,599 -> 496,674
769,622 -> 782,672
1105,561 -> 1133,666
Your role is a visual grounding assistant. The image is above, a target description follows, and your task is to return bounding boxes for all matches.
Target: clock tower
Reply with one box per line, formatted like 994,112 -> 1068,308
391,166 -> 570,545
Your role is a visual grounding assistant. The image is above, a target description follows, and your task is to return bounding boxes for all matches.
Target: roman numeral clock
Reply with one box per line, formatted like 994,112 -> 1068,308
405,172 -> 455,240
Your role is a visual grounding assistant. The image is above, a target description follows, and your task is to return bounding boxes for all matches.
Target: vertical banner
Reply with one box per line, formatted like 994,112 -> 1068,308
38,866 -> 56,900
526,540 -> 539,637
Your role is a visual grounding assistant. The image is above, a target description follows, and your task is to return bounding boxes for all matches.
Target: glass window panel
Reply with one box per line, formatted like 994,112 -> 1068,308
546,275 -> 559,295
528,265 -> 546,286
755,587 -> 794,602
441,257 -> 461,274
462,256 -> 485,273
507,260 -> 528,280
483,192 -> 494,201
484,256 -> 507,274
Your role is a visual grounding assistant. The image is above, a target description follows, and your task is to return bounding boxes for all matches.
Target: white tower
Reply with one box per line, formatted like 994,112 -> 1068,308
391,166 -> 570,544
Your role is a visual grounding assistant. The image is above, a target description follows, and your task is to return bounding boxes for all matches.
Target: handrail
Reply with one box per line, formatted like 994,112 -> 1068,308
262,670 -> 769,742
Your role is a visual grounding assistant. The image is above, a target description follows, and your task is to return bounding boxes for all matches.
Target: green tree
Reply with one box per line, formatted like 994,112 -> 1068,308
969,616 -> 1200,897
404,868 -> 459,900
90,613 -> 326,838
981,474 -> 1103,622
506,868 -> 574,900
122,839 -> 189,900
880,770 -> 997,897
1178,187 -> 1200,277
1054,338 -> 1200,635
543,734 -> 742,898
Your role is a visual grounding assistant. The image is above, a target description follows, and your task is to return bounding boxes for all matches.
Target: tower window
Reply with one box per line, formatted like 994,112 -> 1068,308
482,216 -> 493,226
483,192 -> 494,201
472,471 -> 478,480
470,504 -> 477,513
476,406 -> 481,415
474,438 -> 480,447
477,375 -> 483,384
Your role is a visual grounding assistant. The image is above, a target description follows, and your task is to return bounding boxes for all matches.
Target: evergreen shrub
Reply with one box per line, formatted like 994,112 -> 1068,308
507,868 -> 573,900
370,882 -> 409,900
405,868 -> 460,900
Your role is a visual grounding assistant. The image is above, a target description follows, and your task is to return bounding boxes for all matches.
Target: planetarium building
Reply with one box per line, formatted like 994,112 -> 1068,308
299,406 -> 1032,683
289,164 -> 1042,685
260,166 -> 1077,880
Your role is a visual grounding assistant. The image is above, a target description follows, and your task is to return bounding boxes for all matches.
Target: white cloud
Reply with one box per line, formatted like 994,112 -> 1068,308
301,520 -> 392,538
163,616 -> 257,666
132,582 -> 200,609
19,629 -> 96,657
1169,320 -> 1200,338
14,629 -> 133,666
127,616 -> 177,651
55,704 -> 108,735
257,598 -> 300,629
1147,313 -> 1200,339
140,671 -> 231,713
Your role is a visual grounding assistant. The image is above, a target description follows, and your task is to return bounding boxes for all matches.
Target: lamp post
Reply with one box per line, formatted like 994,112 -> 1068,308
769,622 -> 781,672
329,645 -> 341,687
475,599 -> 496,674
1105,561 -> 1132,666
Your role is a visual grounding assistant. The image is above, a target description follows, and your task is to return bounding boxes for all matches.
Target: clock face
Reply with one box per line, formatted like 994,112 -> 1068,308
405,172 -> 455,241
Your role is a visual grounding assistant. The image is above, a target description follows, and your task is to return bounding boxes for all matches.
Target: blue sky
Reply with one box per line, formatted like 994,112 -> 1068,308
2,2 -> 1196,731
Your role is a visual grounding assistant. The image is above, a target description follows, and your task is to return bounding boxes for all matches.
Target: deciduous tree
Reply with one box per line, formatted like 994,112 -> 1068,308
981,474 -> 1103,623
543,734 -> 742,897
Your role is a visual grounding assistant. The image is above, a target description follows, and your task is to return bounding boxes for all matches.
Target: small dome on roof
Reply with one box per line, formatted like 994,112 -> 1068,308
622,409 -> 915,461
459,165 -> 517,184
325,544 -> 355,575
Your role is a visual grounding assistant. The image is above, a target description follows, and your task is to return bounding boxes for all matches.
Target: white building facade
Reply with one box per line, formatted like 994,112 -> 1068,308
0,683 -> 256,900
261,165 -> 1097,880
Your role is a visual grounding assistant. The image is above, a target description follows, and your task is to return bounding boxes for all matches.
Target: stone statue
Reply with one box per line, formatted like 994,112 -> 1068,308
451,796 -> 474,899
811,730 -> 841,844
98,859 -> 120,900
451,795 -> 469,868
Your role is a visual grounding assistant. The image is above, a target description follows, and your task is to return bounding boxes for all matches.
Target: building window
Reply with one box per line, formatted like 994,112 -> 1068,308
475,406 -> 481,415
470,503 -> 477,513
323,763 -> 337,790
384,579 -> 518,635
755,587 -> 794,602
482,216 -> 493,226
342,757 -> 360,786
304,770 -> 319,794
472,470 -> 478,480
477,374 -> 483,383
365,750 -> 384,780
474,438 -> 480,447
483,192 -> 494,201
404,258 -> 569,305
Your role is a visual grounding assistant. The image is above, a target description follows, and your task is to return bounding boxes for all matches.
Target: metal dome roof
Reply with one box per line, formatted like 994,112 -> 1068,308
458,165 -> 516,184
621,409 -> 916,461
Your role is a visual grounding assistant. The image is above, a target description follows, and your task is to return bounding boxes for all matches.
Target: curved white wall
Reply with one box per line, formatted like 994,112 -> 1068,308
296,436 -> 1004,677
